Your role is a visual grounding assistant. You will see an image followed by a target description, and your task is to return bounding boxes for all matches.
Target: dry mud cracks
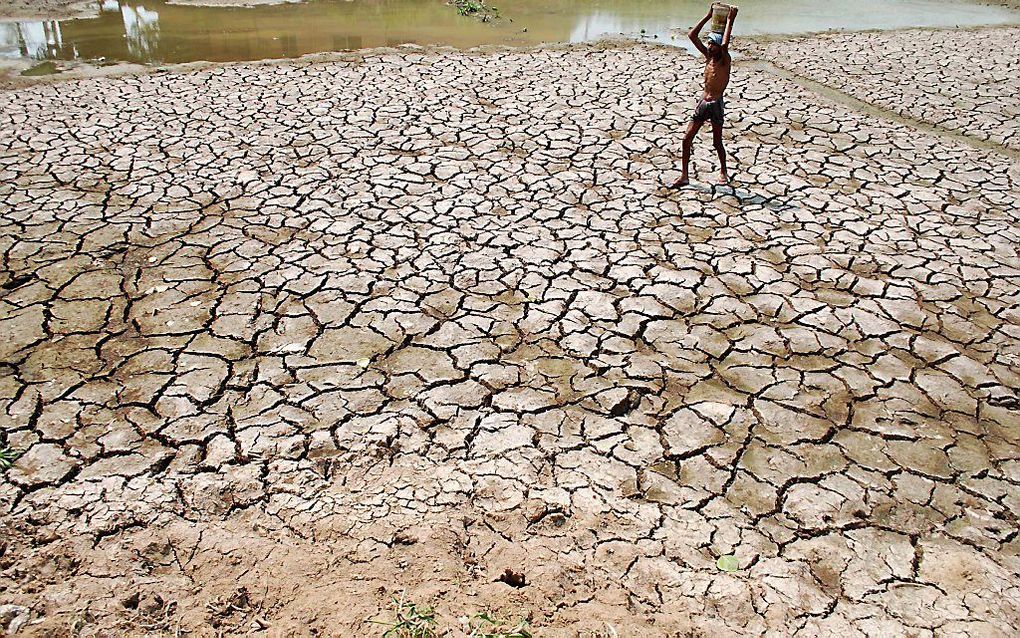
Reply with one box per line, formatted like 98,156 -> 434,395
2,28 -> 1020,637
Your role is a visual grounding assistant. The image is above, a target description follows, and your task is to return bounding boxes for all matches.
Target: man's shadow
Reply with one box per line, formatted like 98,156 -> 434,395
658,179 -> 802,216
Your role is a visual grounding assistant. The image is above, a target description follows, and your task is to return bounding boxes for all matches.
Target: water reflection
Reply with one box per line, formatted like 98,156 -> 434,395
0,0 -> 1017,66
569,11 -> 660,44
3,20 -> 62,59
19,2 -> 164,62
123,4 -> 161,59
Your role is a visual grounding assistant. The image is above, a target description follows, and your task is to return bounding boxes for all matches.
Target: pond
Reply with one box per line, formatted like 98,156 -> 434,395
2,0 -> 1018,65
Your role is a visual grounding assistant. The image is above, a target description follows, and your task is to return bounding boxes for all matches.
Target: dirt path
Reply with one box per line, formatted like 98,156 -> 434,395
1,33 -> 1019,637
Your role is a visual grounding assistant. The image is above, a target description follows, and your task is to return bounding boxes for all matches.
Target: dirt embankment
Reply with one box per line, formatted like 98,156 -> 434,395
0,0 -> 304,20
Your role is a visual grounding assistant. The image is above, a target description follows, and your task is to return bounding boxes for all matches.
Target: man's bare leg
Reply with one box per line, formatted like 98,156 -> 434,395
712,122 -> 729,184
670,120 -> 703,188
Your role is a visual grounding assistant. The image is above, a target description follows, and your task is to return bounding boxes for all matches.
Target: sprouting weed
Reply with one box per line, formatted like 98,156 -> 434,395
371,595 -> 437,638
468,612 -> 533,638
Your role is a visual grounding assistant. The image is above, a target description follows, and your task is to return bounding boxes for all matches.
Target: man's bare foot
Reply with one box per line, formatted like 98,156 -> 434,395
716,173 -> 730,185
669,176 -> 690,189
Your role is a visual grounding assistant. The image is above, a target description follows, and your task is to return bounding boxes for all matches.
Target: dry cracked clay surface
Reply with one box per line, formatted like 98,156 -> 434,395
2,32 -> 1020,637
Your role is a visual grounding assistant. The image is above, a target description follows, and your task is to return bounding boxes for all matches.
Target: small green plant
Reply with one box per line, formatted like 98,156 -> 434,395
449,0 -> 499,22
0,446 -> 22,471
716,554 -> 740,572
468,613 -> 533,638
371,595 -> 437,638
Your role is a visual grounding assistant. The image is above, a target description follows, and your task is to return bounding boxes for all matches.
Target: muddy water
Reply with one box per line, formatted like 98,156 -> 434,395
1,0 -> 1017,65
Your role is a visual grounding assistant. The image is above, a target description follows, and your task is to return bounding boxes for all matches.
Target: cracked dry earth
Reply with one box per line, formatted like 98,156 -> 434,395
2,35 -> 1020,637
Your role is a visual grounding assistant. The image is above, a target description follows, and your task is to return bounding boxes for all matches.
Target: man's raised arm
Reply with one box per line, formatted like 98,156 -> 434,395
689,7 -> 713,57
722,5 -> 739,48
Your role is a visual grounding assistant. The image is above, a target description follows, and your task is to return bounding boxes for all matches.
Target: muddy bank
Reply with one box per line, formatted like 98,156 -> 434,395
0,0 -> 301,20
0,0 -> 95,20
2,30 -> 1019,637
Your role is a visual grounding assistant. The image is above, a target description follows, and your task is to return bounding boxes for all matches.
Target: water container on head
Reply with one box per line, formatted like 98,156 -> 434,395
710,3 -> 734,34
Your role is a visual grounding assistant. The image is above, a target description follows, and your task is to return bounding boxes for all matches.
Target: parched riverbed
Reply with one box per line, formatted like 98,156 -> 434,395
2,10 -> 1020,638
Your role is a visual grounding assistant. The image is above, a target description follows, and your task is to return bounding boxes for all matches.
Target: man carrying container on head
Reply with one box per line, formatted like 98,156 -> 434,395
671,3 -> 739,188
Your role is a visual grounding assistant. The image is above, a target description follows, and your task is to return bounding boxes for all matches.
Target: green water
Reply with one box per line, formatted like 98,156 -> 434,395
1,0 -> 1017,65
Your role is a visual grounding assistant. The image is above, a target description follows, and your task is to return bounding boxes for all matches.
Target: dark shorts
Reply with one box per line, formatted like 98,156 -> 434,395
692,97 -> 725,126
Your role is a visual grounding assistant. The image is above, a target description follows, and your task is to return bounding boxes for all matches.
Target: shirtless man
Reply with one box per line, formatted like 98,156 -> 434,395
671,4 -> 738,188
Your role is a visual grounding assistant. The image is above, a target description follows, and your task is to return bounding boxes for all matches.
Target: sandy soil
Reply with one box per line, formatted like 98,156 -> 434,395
1,29 -> 1019,638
